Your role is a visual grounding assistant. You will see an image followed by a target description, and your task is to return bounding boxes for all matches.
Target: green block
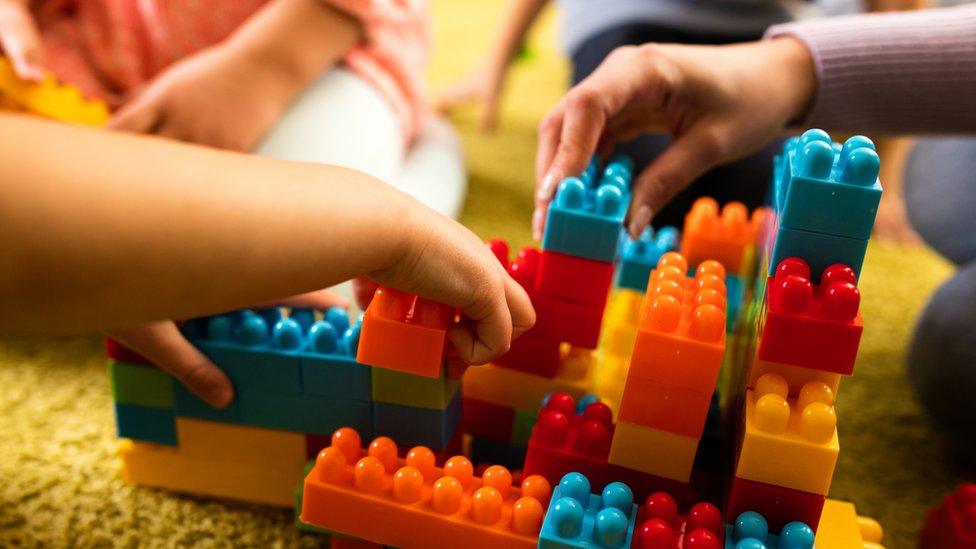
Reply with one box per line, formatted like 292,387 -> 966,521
371,368 -> 459,409
108,360 -> 174,409
295,461 -> 330,535
511,408 -> 537,446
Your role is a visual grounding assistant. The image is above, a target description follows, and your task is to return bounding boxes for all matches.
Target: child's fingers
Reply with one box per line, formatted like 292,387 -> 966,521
107,321 -> 234,408
351,277 -> 379,310
503,274 -> 535,340
107,94 -> 162,134
446,281 -> 514,365
273,289 -> 351,310
0,2 -> 46,81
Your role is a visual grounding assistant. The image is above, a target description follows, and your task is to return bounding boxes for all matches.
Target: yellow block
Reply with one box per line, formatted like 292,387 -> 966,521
119,439 -> 302,506
747,356 -> 842,397
176,417 -> 307,470
736,376 -> 839,495
593,354 -> 628,414
608,420 -> 697,482
599,289 -> 643,358
462,349 -> 592,412
0,56 -> 109,125
815,499 -> 885,549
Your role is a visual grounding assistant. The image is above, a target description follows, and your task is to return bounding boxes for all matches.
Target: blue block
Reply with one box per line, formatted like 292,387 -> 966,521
768,225 -> 867,281
237,391 -> 372,437
539,472 -> 637,549
301,354 -> 371,401
372,392 -> 461,449
775,129 -> 882,240
470,436 -> 527,471
724,512 -> 815,549
172,383 -> 242,423
196,341 -> 302,396
542,167 -> 631,262
114,402 -> 177,445
615,226 -> 680,291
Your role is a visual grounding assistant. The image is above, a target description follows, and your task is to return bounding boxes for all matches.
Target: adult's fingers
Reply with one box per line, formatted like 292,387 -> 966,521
107,93 -> 162,134
0,2 -> 45,81
108,321 -> 234,408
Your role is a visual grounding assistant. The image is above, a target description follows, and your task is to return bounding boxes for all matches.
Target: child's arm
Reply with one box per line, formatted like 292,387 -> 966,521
532,4 -> 976,239
436,0 -> 549,131
0,113 -> 534,366
109,0 -> 361,151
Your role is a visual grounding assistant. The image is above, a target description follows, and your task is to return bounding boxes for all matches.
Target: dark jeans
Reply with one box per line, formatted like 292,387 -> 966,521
571,23 -> 782,228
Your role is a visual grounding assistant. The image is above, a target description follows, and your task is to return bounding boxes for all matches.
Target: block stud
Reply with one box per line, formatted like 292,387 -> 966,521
368,436 -> 398,473
353,456 -> 385,494
393,466 -> 424,504
798,140 -> 834,179
556,177 -> 587,209
799,402 -> 837,444
521,475 -> 552,506
512,496 -> 545,534
472,486 -> 504,524
316,446 -> 347,483
443,455 -> 473,488
331,427 -> 362,462
593,507 -> 629,547
405,446 -> 436,481
646,294 -> 682,332
482,465 -> 513,499
551,497 -> 585,538
431,476 -> 463,514
643,492 -> 678,526
558,472 -> 592,506
755,393 -> 790,434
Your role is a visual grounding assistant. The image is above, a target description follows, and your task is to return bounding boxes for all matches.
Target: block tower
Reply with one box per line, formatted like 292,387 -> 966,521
726,129 -> 881,532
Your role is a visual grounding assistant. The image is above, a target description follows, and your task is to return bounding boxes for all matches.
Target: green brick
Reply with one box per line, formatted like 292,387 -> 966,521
371,368 -> 459,409
108,360 -> 174,409
510,408 -> 538,446
295,461 -> 329,535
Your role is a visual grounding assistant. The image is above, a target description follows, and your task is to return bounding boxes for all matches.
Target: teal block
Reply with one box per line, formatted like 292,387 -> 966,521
238,391 -> 372,437
372,392 -> 461,449
542,167 -> 631,262
108,360 -> 173,409
172,383 -> 242,423
301,354 -> 371,401
114,402 -> 177,445
196,340 -> 302,396
371,368 -> 458,409
539,472 -> 637,549
768,225 -> 867,281
614,226 -> 679,291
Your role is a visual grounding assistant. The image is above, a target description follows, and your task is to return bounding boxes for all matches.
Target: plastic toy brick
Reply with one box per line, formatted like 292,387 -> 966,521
108,360 -> 173,409
372,392 -> 461,449
747,356 -> 841,398
735,375 -> 839,495
921,483 -> 976,549
300,310 -> 371,401
616,374 -> 712,438
494,330 -> 563,378
599,289 -> 642,358
592,354 -> 628,414
757,258 -> 863,375
238,390 -> 373,438
372,367 -> 459,409
175,417 -> 306,470
511,408 -> 537,446
767,223 -> 867,281
300,427 -> 553,549
357,286 -> 454,378
723,511 -> 815,549
608,420 -> 698,483
463,397 -> 515,443
119,439 -> 299,506
470,435 -> 529,471
631,493 -> 724,549
462,350 -> 593,412
537,250 -> 615,308
0,56 -> 110,125
295,461 -> 331,534
725,476 -> 825,532
679,198 -> 763,275
538,472 -> 637,548
629,254 -> 727,393
541,172 -> 631,263
534,292 -> 605,349
616,226 -> 680,292
105,338 -> 153,366
813,500 -> 885,549
488,238 -> 542,292
775,129 -> 882,241
172,382 -> 242,423
114,402 -> 177,445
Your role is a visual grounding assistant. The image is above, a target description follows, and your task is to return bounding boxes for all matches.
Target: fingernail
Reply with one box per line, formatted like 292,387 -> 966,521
531,208 -> 544,241
209,386 -> 234,408
628,205 -> 653,239
537,170 -> 558,201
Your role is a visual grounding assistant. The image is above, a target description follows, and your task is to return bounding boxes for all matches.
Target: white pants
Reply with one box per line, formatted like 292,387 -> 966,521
254,68 -> 466,218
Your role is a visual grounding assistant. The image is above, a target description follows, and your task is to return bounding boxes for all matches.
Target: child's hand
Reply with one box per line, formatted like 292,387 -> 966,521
532,38 -> 816,239
108,44 -> 296,151
436,63 -> 506,131
106,289 -> 349,408
0,0 -> 46,81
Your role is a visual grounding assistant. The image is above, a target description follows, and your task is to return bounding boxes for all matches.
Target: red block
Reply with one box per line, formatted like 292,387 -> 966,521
633,496 -> 724,549
921,483 -> 976,549
487,238 -> 541,292
757,258 -> 863,375
726,476 -> 825,532
356,287 -> 453,377
105,338 -> 154,365
494,330 -> 562,377
533,293 -> 604,349
536,250 -> 614,308
462,398 -> 514,443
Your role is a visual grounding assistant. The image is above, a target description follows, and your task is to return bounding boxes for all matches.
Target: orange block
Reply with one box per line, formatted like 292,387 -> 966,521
629,253 -> 727,393
679,197 -> 765,274
301,428 -> 551,549
617,374 -> 712,438
357,286 -> 454,378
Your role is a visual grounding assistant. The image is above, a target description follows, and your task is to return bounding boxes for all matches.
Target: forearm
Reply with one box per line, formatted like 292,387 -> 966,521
485,0 -> 549,73
766,4 -> 976,134
0,114 -> 412,332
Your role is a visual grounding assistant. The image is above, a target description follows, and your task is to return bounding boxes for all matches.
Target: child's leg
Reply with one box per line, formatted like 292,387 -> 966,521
570,22 -> 781,228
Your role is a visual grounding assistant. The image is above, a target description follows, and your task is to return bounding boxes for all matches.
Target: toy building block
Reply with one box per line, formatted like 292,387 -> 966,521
0,56 -> 110,125
541,170 -> 631,263
108,361 -> 173,409
462,350 -> 593,413
725,476 -> 825,532
616,374 -> 712,439
372,367 -> 459,409
463,397 -> 515,443
538,472 -> 637,549
495,331 -> 563,378
616,226 -> 680,292
174,417 -> 307,470
735,374 -> 839,495
300,427 -> 553,549
767,222 -> 868,282
372,392 -> 461,449
533,292 -> 606,349
600,289 -> 642,358
680,198 -> 763,275
236,389 -> 374,437
511,408 -> 538,446
815,500 -> 885,548
631,493 -> 724,549
608,420 -> 698,483
537,250 -> 615,309
105,338 -> 153,366
357,286 -> 454,378
747,356 -> 841,398
330,537 -> 383,548
723,511 -> 815,549
920,483 -> 976,549
114,402 -> 177,445
757,258 -> 863,375
173,382 -> 242,424
300,309 -> 372,401
629,254 -> 727,393
775,129 -> 882,241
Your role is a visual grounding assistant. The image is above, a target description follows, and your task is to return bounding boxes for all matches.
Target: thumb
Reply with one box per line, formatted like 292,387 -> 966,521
0,3 -> 46,81
107,321 -> 234,408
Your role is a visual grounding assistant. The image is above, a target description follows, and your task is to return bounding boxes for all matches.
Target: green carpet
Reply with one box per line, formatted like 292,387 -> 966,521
0,2 -> 966,547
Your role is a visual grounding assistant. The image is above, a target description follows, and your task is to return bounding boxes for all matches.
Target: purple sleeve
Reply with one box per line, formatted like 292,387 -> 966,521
765,5 -> 976,134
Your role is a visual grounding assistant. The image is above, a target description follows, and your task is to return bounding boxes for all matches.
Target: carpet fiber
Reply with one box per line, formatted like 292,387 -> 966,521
0,2 -> 966,547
